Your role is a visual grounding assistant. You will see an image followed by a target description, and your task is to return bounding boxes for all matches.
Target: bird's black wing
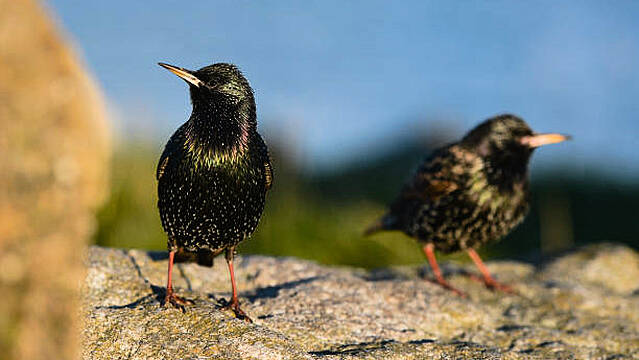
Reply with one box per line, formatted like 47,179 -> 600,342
403,146 -> 461,203
156,125 -> 187,181
264,159 -> 273,191
256,134 -> 273,191
379,146 -> 461,233
157,151 -> 170,180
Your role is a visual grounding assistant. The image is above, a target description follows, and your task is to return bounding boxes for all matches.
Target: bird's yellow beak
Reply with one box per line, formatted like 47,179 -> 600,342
158,62 -> 203,87
520,133 -> 571,148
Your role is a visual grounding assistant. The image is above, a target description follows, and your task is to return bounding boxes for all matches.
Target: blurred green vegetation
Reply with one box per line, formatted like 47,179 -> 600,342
95,138 -> 639,269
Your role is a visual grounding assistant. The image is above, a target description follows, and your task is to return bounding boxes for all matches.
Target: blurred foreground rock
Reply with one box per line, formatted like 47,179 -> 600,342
0,0 -> 110,359
84,244 -> 639,359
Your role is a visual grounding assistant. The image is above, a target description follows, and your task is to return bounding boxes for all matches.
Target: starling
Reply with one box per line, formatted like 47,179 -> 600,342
365,114 -> 569,296
156,62 -> 272,321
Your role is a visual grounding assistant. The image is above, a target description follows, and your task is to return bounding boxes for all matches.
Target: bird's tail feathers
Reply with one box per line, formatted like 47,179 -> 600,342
363,213 -> 396,236
174,248 -> 215,267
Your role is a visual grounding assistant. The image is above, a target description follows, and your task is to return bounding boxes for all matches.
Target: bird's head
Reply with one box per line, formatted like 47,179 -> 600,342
461,114 -> 570,183
158,62 -> 255,114
462,114 -> 570,158
158,62 -> 257,159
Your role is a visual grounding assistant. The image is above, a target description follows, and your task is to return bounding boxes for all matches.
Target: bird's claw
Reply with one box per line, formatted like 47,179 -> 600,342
484,279 -> 516,294
162,289 -> 194,312
426,278 -> 468,298
467,273 -> 516,294
220,299 -> 253,323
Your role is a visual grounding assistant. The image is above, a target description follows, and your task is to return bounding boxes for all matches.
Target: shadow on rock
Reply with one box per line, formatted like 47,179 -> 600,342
309,339 -> 436,356
148,251 -> 169,261
309,340 -> 398,356
96,284 -> 165,310
360,268 -> 410,282
244,276 -> 323,302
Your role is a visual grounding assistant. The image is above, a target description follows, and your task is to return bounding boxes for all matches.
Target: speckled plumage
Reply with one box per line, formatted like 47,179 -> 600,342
157,62 -> 271,319
367,114 -> 569,294
157,123 -> 270,258
157,63 -> 271,262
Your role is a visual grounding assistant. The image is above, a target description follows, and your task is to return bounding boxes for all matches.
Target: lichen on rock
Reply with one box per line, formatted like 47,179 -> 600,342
83,244 -> 639,359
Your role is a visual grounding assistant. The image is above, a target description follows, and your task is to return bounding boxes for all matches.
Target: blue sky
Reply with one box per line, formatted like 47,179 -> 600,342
47,1 -> 639,177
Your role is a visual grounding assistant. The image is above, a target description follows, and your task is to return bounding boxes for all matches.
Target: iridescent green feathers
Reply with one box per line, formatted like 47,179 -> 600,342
156,63 -> 272,185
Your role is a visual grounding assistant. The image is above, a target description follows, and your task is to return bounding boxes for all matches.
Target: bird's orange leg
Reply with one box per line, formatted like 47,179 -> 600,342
466,248 -> 515,294
163,250 -> 193,310
422,244 -> 467,297
222,248 -> 252,322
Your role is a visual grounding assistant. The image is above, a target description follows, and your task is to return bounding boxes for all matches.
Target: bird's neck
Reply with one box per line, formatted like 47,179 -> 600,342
483,154 -> 530,192
184,106 -> 255,166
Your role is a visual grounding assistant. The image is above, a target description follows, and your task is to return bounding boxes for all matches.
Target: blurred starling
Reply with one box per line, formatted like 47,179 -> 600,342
156,62 -> 272,321
366,114 -> 569,296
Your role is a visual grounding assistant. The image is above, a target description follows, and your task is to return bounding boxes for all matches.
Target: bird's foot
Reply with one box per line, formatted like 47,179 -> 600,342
219,298 -> 253,323
162,289 -> 194,312
426,278 -> 468,298
467,273 -> 516,294
484,278 -> 516,294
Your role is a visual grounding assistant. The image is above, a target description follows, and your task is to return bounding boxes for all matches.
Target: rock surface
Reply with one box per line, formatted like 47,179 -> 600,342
83,244 -> 639,359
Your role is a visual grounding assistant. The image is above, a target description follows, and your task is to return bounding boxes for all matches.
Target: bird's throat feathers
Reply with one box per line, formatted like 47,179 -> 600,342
183,115 -> 252,169
482,149 -> 531,191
